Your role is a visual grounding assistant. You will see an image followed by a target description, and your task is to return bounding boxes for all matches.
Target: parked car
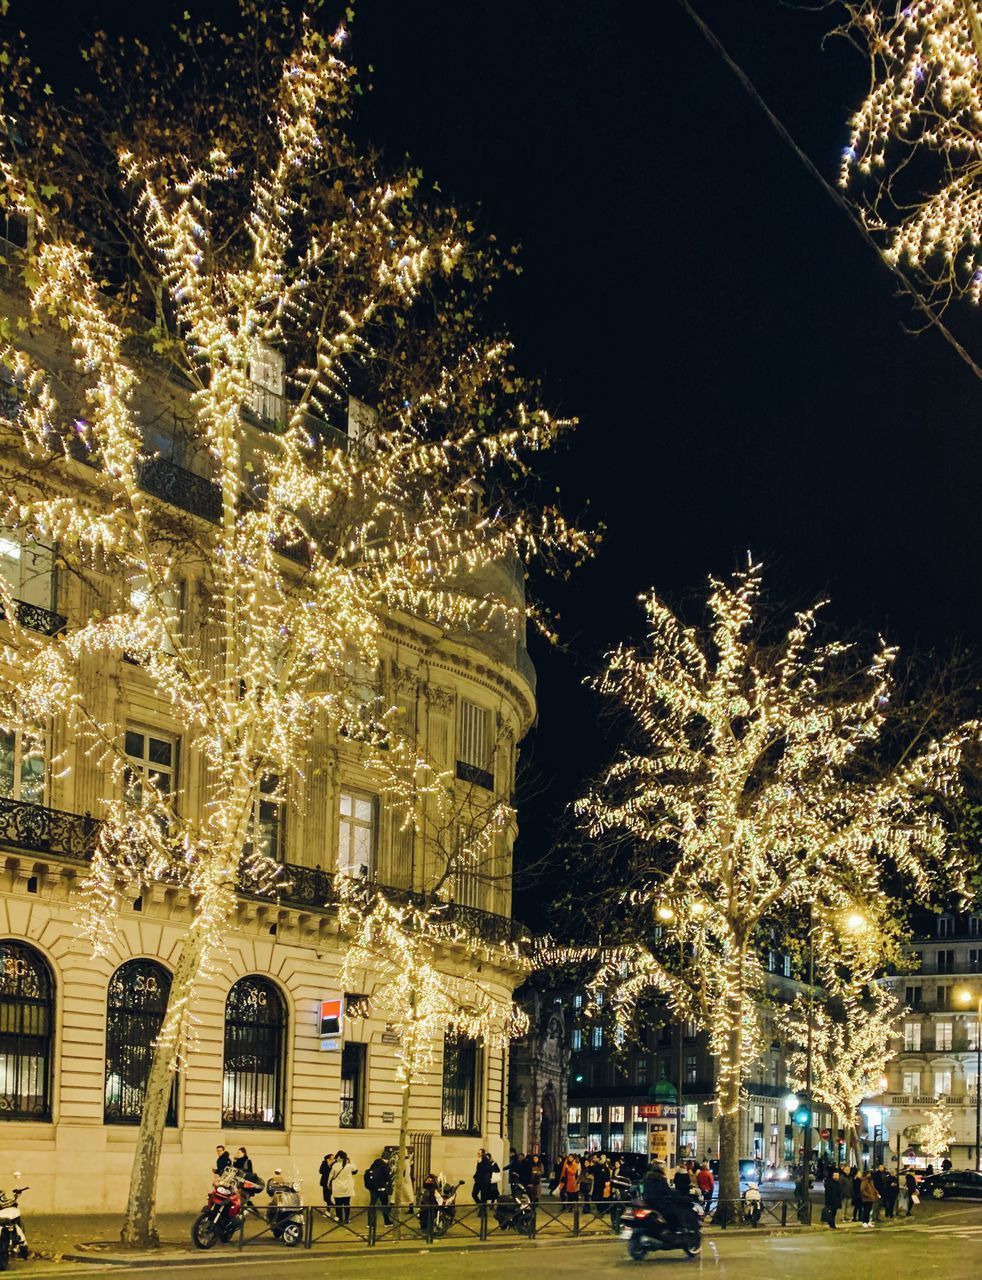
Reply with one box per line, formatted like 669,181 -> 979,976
920,1170 -> 982,1201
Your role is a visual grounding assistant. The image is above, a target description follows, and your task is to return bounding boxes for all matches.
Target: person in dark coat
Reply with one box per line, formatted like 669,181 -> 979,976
823,1169 -> 842,1229
319,1152 -> 335,1207
233,1147 -> 253,1176
850,1167 -> 862,1222
214,1146 -> 231,1177
904,1170 -> 918,1217
364,1155 -> 393,1225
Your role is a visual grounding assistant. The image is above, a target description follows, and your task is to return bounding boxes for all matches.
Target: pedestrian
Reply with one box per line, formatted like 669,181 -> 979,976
319,1152 -> 335,1208
742,1182 -> 762,1227
364,1153 -> 393,1225
518,1151 -> 534,1191
850,1166 -> 862,1223
858,1171 -> 879,1226
418,1169 -> 439,1236
528,1154 -> 544,1202
558,1152 -> 580,1205
580,1154 -> 595,1210
903,1169 -> 918,1217
871,1164 -> 887,1222
823,1169 -> 842,1229
214,1145 -> 231,1177
329,1151 -> 357,1223
883,1172 -> 898,1218
838,1166 -> 854,1220
696,1161 -> 715,1210
233,1147 -> 253,1176
673,1162 -> 691,1196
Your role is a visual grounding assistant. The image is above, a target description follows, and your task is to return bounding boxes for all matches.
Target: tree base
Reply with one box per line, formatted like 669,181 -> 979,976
119,1223 -> 160,1249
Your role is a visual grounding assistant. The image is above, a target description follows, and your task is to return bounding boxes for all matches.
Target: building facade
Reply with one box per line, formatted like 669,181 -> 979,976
872,911 -> 981,1169
507,983 -> 570,1172
0,287 -> 536,1212
563,952 -> 839,1171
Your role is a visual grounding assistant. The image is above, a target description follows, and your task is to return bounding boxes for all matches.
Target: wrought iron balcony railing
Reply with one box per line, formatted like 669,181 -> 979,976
0,796 -> 525,949
0,794 -> 100,858
136,456 -> 222,524
0,596 -> 66,636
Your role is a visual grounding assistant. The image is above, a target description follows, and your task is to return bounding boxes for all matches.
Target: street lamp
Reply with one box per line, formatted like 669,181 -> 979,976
954,987 -> 981,1173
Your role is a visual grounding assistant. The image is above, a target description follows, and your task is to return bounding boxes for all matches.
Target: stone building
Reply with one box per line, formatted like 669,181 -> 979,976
0,257 -> 536,1212
507,983 -> 570,1171
871,910 -> 981,1169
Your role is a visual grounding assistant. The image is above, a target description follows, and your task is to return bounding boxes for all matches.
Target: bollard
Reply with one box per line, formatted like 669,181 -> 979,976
367,1204 -> 376,1247
479,1203 -> 488,1241
572,1203 -> 580,1237
304,1205 -> 313,1249
781,1200 -> 788,1227
530,1205 -> 537,1240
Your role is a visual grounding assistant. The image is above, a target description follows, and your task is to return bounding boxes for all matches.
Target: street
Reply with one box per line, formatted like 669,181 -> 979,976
17,1200 -> 981,1279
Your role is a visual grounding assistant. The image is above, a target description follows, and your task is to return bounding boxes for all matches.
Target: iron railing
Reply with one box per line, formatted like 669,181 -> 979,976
0,597 -> 66,636
136,456 -> 222,524
0,795 -> 100,858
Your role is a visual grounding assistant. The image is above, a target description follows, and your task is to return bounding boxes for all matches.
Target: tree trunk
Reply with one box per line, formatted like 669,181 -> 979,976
119,919 -> 210,1246
715,950 -> 747,1226
845,1120 -> 861,1168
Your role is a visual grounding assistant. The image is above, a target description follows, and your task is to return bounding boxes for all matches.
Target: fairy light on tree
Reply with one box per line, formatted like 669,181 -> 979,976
921,1092 -> 956,1160
837,1 -> 982,306
0,3 -> 587,1246
574,561 -> 973,1217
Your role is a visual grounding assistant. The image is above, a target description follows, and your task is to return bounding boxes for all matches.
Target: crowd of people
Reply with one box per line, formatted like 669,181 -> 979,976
819,1163 -> 922,1228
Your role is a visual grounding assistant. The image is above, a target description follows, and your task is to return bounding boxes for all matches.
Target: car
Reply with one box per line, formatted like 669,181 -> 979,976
920,1170 -> 982,1201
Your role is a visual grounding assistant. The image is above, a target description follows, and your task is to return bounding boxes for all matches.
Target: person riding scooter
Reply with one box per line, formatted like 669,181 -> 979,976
642,1163 -> 694,1235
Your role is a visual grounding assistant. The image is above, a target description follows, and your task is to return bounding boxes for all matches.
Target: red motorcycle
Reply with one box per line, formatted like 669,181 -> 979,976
191,1170 -> 264,1249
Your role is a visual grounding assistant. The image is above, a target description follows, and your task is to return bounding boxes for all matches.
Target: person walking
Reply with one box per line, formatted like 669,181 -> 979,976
823,1169 -> 842,1229
903,1169 -> 918,1218
528,1154 -> 544,1202
329,1151 -> 357,1224
558,1152 -> 580,1206
319,1153 -> 335,1209
858,1170 -> 879,1226
696,1161 -> 715,1210
364,1153 -> 393,1225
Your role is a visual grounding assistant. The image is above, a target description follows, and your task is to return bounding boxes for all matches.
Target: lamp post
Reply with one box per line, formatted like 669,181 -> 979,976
954,987 -> 982,1173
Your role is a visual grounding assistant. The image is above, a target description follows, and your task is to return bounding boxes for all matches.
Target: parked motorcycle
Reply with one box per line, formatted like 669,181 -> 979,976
191,1169 -> 265,1249
430,1178 -> 465,1237
620,1196 -> 703,1261
265,1175 -> 304,1247
0,1183 -> 29,1270
493,1180 -> 534,1236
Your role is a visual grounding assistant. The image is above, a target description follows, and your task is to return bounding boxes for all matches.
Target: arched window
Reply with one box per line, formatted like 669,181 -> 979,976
0,940 -> 52,1120
104,959 -> 177,1125
222,977 -> 285,1128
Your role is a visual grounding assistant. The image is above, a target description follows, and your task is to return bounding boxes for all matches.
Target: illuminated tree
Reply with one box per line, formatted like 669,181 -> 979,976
776,919 -> 905,1165
0,4 -> 585,1245
575,562 -> 971,1215
837,1 -> 982,307
921,1092 -> 955,1158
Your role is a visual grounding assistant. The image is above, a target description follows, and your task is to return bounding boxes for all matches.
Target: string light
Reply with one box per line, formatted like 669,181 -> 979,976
574,561 -> 973,1198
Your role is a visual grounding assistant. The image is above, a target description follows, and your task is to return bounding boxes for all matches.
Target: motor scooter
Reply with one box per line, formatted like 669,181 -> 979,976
620,1196 -> 703,1261
0,1182 -> 29,1270
265,1175 -> 304,1246
493,1179 -> 534,1236
191,1169 -> 265,1249
430,1178 -> 465,1237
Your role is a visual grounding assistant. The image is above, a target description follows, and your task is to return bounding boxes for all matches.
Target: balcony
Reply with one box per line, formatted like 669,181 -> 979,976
888,1093 -> 971,1107
0,795 -> 526,950
0,596 -> 66,636
136,456 -> 222,524
0,794 -> 99,859
243,383 -> 353,453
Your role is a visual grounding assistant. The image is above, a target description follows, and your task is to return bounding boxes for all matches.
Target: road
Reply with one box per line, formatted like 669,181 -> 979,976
19,1200 -> 981,1279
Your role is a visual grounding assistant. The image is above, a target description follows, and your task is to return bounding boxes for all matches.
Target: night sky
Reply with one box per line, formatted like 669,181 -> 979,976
20,1 -> 982,922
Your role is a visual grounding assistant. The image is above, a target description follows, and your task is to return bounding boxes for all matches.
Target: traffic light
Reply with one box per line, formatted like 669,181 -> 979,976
793,1106 -> 812,1128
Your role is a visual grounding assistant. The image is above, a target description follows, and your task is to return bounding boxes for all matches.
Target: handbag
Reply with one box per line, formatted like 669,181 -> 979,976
911,1192 -> 920,1205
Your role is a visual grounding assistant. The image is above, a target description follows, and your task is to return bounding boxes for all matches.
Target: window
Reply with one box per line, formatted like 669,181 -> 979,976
0,530 -> 54,612
591,1025 -> 603,1050
248,775 -> 286,863
588,1106 -> 602,1124
573,994 -> 583,1011
609,1105 -> 625,1122
448,849 -> 483,910
104,960 -> 177,1125
902,1070 -> 920,1095
0,940 -> 52,1119
247,342 -> 285,424
937,915 -> 954,938
614,1027 -> 625,1047
937,984 -> 952,1010
337,789 -> 377,878
683,1020 -> 698,1040
782,955 -> 792,978
340,654 -> 379,736
936,1022 -> 953,1051
905,986 -> 923,1009
903,1022 -> 922,1051
0,730 -> 44,804
767,950 -> 776,974
968,1021 -> 980,1052
124,728 -> 177,810
571,1028 -> 583,1052
129,578 -> 182,656
340,1041 -> 366,1129
969,916 -> 982,938
222,977 -> 286,1128
441,1032 -> 483,1135
934,1070 -> 952,1097
685,1054 -> 698,1085
347,395 -> 379,448
634,1057 -> 648,1087
937,950 -> 955,974
456,700 -> 494,790
567,1106 -> 582,1125
970,948 -> 982,971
